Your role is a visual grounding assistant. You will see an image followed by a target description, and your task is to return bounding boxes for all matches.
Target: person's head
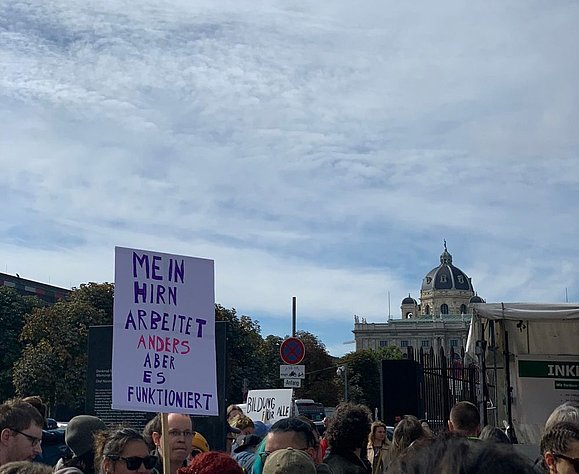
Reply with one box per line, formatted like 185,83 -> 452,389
95,427 -> 156,474
178,451 -> 242,474
231,415 -> 255,435
20,398 -> 46,424
391,415 -> 426,458
390,435 -> 535,474
369,421 -> 389,446
541,421 -> 579,474
227,405 -> 243,421
295,416 -> 322,464
264,417 -> 318,465
0,398 -> 44,465
546,403 -> 579,432
325,403 -> 372,453
65,415 -> 107,459
190,431 -> 210,460
150,413 -> 193,467
479,425 -> 510,444
263,447 -> 316,474
448,401 -> 480,436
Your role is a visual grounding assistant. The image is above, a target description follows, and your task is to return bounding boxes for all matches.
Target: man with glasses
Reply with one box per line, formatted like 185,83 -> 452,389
0,398 -> 44,466
149,413 -> 194,474
541,421 -> 579,474
254,417 -> 333,474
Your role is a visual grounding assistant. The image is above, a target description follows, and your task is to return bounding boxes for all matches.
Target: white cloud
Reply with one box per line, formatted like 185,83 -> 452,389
1,0 -> 578,354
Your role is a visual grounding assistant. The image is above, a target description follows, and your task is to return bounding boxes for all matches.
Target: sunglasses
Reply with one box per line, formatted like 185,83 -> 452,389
552,452 -> 579,472
107,455 -> 158,470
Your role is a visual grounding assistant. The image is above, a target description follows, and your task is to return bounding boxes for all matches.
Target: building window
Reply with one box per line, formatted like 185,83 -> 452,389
425,305 -> 430,315
406,312 -> 413,319
450,339 -> 459,347
379,340 -> 388,347
421,340 -> 430,348
440,275 -> 447,283
457,275 -> 464,284
400,340 -> 409,348
426,277 -> 432,284
460,304 -> 467,314
441,304 -> 449,314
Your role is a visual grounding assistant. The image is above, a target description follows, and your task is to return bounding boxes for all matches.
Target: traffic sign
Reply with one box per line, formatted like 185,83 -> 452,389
280,364 -> 305,379
280,337 -> 306,365
284,379 -> 301,388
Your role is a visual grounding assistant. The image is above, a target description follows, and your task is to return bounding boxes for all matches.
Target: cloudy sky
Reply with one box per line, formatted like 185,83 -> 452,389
1,0 -> 578,356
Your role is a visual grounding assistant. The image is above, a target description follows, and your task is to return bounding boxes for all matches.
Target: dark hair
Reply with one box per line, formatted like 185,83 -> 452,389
94,427 -> 151,474
449,401 -> 480,434
478,425 -> 510,444
142,416 -> 159,450
0,398 -> 44,432
325,403 -> 372,452
540,421 -> 579,461
21,396 -> 47,420
178,451 -> 243,474
269,417 -> 317,448
390,436 -> 534,474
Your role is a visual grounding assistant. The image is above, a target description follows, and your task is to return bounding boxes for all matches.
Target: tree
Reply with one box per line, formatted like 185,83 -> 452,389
338,345 -> 402,412
0,287 -> 45,401
215,305 -> 268,404
293,331 -> 339,406
12,283 -> 113,415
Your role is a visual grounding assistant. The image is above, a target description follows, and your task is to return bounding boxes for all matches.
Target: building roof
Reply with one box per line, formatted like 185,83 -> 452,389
0,272 -> 70,304
420,243 -> 473,293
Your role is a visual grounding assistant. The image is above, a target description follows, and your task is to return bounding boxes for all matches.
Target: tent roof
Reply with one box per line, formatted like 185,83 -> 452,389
472,302 -> 579,321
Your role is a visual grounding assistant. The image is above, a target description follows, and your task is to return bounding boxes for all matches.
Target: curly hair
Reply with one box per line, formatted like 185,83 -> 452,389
325,403 -> 372,451
178,451 -> 243,474
230,415 -> 255,432
540,421 -> 579,460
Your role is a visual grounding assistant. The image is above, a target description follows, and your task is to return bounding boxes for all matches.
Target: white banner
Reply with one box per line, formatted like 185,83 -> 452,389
112,247 -> 218,415
245,389 -> 293,424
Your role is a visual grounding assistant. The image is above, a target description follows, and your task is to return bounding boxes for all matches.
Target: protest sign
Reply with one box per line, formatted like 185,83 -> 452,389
112,246 -> 218,415
244,389 -> 293,424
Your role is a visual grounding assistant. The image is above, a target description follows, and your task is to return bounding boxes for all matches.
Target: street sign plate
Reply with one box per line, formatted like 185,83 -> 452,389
284,378 -> 301,388
280,364 -> 305,379
280,337 -> 306,365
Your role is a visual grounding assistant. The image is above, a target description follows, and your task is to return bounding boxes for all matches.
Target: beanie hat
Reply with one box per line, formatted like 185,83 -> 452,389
192,431 -> 210,453
263,448 -> 316,474
65,415 -> 106,457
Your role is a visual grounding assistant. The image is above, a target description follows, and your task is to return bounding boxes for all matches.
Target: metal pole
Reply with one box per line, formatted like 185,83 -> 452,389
344,364 -> 348,402
292,296 -> 297,337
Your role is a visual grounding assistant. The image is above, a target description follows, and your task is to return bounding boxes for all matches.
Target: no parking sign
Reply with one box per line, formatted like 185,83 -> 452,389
280,337 -> 305,365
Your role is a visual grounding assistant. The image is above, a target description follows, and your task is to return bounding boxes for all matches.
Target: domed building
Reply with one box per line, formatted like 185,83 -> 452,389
354,243 -> 484,353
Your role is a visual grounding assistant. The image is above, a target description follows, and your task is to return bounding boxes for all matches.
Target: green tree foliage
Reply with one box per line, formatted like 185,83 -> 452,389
338,345 -> 402,412
293,331 -> 339,406
12,283 -> 113,414
0,287 -> 45,401
215,305 -> 267,404
259,335 -> 284,390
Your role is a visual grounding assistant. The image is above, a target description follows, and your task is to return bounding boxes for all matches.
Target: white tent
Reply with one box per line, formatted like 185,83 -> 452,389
466,303 -> 579,444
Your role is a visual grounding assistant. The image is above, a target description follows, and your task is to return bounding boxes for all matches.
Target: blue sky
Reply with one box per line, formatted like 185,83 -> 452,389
1,0 -> 578,357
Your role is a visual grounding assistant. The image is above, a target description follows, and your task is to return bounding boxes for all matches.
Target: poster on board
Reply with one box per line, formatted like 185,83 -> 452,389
112,246 -> 218,415
245,389 -> 293,424
515,354 -> 579,425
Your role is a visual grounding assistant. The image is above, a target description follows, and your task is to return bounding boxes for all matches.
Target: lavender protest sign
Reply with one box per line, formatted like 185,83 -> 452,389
112,247 -> 218,415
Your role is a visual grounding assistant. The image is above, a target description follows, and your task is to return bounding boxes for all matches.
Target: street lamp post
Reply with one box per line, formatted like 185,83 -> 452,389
337,364 -> 348,402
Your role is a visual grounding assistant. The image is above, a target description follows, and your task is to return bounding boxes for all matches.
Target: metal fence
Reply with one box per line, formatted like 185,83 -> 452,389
406,345 -> 478,432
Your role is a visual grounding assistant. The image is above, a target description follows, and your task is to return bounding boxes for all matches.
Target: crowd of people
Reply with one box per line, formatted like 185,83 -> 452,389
1,396 -> 578,474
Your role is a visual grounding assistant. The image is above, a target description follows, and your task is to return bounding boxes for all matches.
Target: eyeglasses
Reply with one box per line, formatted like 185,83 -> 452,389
167,429 -> 194,438
552,452 -> 579,472
107,455 -> 158,470
10,429 -> 42,447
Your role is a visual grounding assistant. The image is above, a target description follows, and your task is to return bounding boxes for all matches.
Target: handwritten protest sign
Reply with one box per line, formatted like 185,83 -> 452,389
244,389 -> 293,424
112,247 -> 218,415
